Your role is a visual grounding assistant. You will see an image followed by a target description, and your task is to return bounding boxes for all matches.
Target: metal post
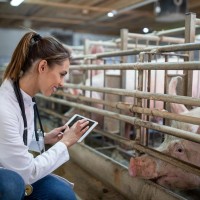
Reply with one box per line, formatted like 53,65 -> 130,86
119,29 -> 128,137
184,13 -> 196,98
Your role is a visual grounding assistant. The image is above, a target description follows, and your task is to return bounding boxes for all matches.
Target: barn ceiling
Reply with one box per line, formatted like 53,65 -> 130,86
0,0 -> 200,36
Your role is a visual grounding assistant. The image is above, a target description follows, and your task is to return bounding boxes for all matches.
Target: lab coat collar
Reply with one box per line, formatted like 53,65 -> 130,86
2,79 -> 34,106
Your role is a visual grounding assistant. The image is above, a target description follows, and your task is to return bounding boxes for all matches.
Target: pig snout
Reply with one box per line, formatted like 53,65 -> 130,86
129,156 -> 158,179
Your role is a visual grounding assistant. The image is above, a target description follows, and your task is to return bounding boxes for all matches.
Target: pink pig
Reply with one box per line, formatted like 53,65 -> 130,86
129,76 -> 200,190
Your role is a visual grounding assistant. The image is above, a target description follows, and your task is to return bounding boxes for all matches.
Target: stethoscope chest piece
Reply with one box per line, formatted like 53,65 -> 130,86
25,184 -> 33,196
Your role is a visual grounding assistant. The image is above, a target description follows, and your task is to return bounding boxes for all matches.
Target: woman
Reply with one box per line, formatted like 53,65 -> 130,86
0,31 -> 89,200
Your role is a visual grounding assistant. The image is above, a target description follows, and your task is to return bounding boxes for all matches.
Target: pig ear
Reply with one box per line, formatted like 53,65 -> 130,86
171,120 -> 199,134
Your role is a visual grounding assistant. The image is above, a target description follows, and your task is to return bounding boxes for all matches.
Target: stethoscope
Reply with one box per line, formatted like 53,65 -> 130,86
13,79 -> 45,196
13,79 -> 45,148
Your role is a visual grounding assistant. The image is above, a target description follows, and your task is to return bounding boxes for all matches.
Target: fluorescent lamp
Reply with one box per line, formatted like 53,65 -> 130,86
10,0 -> 24,6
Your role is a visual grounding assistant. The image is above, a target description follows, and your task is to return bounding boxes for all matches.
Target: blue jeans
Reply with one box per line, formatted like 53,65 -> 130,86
24,174 -> 77,200
0,168 -> 25,200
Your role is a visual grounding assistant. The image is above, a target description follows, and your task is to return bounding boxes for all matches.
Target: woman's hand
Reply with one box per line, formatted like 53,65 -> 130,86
60,119 -> 89,148
44,125 -> 67,145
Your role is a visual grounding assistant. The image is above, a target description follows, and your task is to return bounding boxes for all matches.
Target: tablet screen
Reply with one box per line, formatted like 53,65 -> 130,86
66,114 -> 98,142
68,115 -> 95,129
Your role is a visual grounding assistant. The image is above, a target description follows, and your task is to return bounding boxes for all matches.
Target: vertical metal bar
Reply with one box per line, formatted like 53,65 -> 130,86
83,39 -> 91,116
184,12 -> 196,98
119,29 -> 128,137
145,53 -> 153,146
135,53 -> 144,144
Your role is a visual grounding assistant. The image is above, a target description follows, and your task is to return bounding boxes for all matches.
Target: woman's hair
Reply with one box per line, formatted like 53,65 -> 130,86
3,31 -> 71,81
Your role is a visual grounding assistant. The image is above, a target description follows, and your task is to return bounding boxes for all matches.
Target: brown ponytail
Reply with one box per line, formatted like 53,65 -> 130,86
3,31 -> 71,81
3,32 -> 36,81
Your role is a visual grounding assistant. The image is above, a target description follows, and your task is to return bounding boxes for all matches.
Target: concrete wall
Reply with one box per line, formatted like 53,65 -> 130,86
0,29 -> 50,67
0,28 -> 116,67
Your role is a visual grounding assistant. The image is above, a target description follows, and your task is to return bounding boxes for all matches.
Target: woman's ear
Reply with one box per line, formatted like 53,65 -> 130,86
38,60 -> 48,73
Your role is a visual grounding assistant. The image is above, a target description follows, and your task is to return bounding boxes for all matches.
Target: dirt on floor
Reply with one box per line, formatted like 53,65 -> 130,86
54,159 -> 127,200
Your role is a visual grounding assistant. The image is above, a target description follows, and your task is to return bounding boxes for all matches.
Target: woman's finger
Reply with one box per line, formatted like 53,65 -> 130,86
80,121 -> 89,129
80,126 -> 89,134
57,133 -> 63,139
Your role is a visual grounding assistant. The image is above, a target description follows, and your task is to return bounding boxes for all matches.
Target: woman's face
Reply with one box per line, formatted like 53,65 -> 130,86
39,59 -> 70,96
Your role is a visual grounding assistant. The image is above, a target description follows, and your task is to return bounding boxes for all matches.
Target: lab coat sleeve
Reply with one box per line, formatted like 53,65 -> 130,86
0,105 -> 70,184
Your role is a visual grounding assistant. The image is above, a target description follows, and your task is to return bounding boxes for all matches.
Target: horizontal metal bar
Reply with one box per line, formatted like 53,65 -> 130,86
63,83 -> 200,107
57,91 -> 200,126
73,43 -> 200,59
69,61 -> 200,70
127,33 -> 185,44
36,94 -> 200,144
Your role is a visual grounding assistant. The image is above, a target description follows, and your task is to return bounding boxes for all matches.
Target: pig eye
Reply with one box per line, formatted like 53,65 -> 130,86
175,143 -> 183,153
176,146 -> 183,153
177,148 -> 183,153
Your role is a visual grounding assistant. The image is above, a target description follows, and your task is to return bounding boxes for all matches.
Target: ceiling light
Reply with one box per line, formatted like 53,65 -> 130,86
107,12 -> 114,17
143,27 -> 149,33
107,10 -> 117,18
154,1 -> 161,14
155,5 -> 161,14
10,0 -> 24,6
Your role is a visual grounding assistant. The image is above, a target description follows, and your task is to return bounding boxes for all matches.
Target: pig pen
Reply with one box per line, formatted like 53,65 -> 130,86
36,13 -> 200,200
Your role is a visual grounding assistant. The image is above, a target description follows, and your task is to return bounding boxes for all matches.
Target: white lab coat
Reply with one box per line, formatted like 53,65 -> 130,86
0,79 -> 70,184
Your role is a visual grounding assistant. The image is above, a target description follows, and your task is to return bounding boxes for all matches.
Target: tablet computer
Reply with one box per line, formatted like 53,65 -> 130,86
65,114 -> 98,142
